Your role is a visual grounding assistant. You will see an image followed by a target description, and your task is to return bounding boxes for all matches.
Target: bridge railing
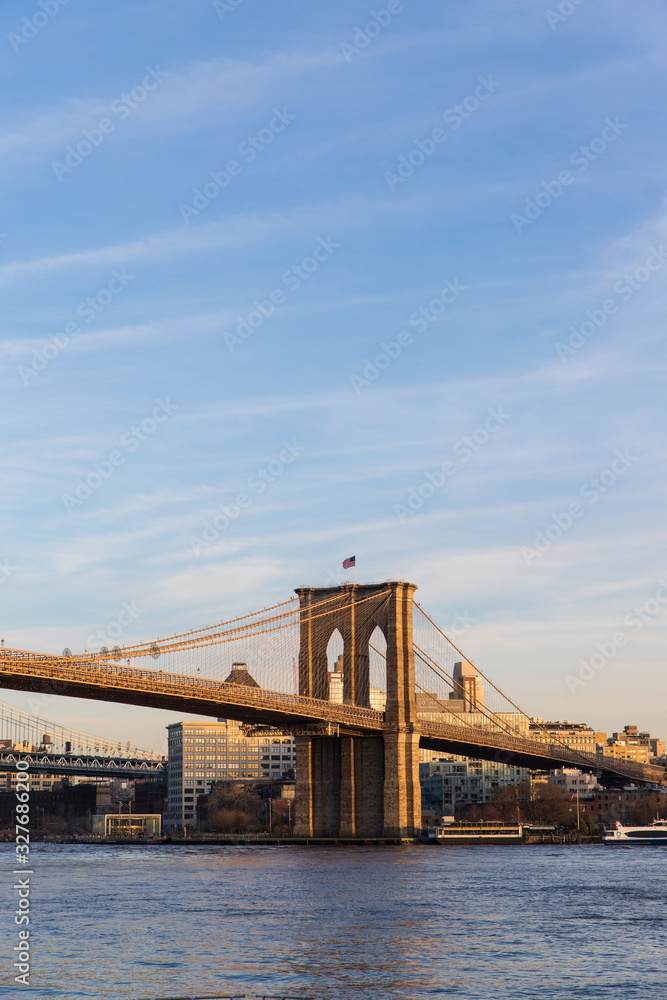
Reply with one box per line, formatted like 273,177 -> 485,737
0,649 -> 385,729
420,719 -> 667,784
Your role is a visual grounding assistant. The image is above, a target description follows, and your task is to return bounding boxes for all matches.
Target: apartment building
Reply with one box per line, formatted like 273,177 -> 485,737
420,756 -> 530,817
164,718 -> 296,831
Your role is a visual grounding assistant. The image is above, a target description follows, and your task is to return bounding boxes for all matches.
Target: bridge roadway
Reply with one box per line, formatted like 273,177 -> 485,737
0,750 -> 164,778
1,648 -> 665,787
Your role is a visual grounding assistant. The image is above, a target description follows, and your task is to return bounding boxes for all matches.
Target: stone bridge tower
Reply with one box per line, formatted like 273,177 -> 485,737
293,580 -> 421,839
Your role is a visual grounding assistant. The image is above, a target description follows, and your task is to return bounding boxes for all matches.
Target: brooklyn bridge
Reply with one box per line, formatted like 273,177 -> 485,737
1,581 -> 664,838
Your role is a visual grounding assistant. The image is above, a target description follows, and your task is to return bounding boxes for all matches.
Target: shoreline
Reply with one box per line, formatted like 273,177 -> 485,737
1,834 -> 602,847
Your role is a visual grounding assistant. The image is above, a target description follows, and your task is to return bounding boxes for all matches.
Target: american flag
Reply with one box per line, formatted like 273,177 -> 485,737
342,555 -> 356,569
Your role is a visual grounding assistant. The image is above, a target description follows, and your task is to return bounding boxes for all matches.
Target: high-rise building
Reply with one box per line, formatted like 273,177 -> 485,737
450,660 -> 484,711
164,661 -> 297,832
594,724 -> 667,764
604,724 -> 650,762
328,655 -> 344,703
164,719 -> 297,831
415,662 -> 529,763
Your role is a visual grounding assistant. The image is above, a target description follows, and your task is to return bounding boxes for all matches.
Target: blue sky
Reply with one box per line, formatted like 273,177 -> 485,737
1,0 -> 666,751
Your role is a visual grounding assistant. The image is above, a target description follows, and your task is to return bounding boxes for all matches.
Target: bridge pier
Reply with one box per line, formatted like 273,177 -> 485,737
382,730 -> 421,838
339,735 -> 384,837
294,736 -> 340,837
294,581 -> 421,839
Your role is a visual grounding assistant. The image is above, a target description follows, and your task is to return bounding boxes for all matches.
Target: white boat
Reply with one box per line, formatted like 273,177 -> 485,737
604,819 -> 667,844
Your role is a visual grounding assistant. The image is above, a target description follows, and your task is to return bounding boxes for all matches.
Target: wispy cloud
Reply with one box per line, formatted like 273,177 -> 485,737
0,50 -> 341,167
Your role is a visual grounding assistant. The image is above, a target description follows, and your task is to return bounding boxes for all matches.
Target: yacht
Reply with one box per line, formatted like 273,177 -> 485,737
604,819 -> 667,844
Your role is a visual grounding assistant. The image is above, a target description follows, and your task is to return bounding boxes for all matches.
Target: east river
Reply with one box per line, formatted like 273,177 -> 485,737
1,843 -> 665,1000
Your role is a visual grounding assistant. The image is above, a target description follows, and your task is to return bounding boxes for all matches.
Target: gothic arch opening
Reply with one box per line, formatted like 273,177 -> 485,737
326,628 -> 344,703
368,625 -> 387,712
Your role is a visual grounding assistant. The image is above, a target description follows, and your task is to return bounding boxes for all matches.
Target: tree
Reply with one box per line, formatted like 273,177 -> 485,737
626,793 -> 666,826
522,782 -> 573,826
578,811 -> 598,836
207,781 -> 263,833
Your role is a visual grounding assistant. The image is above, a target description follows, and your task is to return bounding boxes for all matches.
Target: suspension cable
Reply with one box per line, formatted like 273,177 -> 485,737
414,603 -> 614,773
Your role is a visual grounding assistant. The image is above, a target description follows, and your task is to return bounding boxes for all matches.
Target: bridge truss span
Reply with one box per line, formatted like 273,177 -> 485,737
0,750 -> 165,778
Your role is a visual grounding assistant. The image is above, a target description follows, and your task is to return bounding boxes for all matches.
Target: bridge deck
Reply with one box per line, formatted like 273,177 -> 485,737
0,649 -> 383,729
419,721 -> 666,785
1,649 -> 664,787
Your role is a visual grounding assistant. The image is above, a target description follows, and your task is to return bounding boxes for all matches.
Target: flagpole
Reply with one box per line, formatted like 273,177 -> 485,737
355,560 -> 357,585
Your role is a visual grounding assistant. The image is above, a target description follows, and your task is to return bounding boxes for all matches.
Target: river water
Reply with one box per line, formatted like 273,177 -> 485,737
1,842 -> 665,1000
